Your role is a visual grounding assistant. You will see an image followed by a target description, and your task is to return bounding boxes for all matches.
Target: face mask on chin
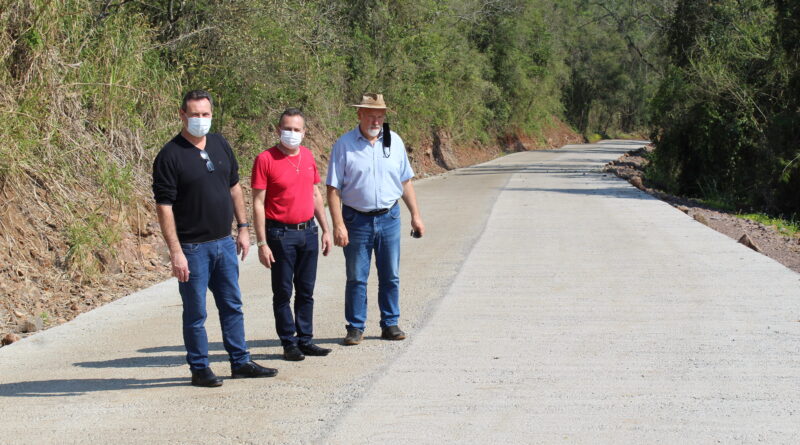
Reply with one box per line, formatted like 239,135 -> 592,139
186,117 -> 212,137
280,130 -> 303,149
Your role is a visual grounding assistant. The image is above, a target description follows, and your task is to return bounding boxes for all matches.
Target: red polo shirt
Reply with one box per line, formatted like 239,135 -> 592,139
251,145 -> 320,224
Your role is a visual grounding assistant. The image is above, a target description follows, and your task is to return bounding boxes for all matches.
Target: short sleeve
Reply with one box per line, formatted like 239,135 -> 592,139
152,149 -> 177,205
308,149 -> 321,185
251,152 -> 269,190
326,138 -> 346,189
395,133 -> 414,182
218,134 -> 239,187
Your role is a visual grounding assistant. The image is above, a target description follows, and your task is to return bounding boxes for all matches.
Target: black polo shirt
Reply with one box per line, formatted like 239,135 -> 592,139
152,133 -> 240,243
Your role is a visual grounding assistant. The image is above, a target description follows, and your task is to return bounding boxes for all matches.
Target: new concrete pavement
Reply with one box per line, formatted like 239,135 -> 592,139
1,141 -> 799,444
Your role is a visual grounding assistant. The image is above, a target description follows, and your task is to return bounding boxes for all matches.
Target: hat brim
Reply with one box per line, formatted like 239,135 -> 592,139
351,104 -> 389,110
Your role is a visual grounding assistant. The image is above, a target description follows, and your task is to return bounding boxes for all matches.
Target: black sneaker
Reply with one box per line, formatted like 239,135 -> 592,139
231,361 -> 278,378
381,325 -> 406,341
283,344 -> 305,361
298,343 -> 332,356
191,367 -> 223,387
343,327 -> 363,345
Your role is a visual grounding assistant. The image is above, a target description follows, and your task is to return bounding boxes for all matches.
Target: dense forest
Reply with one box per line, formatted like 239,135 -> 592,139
1,0 -> 799,285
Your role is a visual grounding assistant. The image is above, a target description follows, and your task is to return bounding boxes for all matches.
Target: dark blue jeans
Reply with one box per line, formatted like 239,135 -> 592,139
267,223 -> 319,347
342,204 -> 401,330
178,236 -> 251,371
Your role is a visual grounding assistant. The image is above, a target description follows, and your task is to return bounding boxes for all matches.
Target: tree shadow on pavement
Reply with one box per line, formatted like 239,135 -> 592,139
502,186 -> 654,200
0,377 -> 186,397
455,163 -> 619,176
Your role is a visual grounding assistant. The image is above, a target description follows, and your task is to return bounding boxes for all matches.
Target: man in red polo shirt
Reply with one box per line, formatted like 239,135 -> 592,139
251,108 -> 332,361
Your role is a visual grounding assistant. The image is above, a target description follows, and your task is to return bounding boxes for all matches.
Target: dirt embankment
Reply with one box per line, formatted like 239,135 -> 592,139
0,119 -> 583,344
604,146 -> 800,274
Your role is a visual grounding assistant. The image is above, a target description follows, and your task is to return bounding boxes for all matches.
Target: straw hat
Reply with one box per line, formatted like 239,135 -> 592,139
351,93 -> 389,110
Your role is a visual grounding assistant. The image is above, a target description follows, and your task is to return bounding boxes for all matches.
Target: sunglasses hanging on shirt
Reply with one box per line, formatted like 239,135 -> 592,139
382,122 -> 391,158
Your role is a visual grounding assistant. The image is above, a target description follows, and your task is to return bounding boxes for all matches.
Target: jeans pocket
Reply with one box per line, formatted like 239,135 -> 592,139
267,227 -> 285,240
389,203 -> 401,219
343,206 -> 358,224
180,243 -> 199,254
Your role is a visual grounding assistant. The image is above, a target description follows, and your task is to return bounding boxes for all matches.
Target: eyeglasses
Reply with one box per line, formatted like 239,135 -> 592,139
199,150 -> 215,172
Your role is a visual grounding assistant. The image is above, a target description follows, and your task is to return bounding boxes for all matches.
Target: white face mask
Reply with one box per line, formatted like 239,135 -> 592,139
366,127 -> 381,138
280,130 -> 303,149
186,117 -> 212,137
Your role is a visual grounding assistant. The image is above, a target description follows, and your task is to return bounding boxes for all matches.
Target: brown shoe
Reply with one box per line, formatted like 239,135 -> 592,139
381,325 -> 406,341
343,327 -> 363,345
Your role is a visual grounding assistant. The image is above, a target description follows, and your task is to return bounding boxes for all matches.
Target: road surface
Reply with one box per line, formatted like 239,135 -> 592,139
1,141 -> 798,444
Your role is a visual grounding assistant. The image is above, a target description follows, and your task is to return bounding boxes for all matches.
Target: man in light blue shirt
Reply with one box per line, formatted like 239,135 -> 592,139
326,93 -> 425,345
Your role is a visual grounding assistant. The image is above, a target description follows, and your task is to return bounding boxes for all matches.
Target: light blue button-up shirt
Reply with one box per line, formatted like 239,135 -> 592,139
326,126 -> 414,212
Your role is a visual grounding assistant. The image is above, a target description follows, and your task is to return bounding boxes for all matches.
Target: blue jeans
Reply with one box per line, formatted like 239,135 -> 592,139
342,203 -> 401,330
178,236 -> 250,371
266,222 -> 319,347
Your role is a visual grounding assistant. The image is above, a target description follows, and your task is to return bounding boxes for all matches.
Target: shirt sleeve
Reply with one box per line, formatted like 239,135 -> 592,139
309,149 -> 321,185
326,138 -> 345,189
152,149 -> 177,205
251,152 -> 268,190
219,134 -> 240,187
395,133 -> 414,182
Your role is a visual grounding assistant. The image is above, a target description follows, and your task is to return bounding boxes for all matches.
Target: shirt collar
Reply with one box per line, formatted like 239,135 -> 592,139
354,126 -> 382,143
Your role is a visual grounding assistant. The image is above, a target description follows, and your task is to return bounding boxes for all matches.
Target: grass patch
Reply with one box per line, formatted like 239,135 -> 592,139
736,213 -> 800,237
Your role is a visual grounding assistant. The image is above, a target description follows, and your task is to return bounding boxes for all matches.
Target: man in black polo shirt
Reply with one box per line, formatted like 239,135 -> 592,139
152,90 -> 277,387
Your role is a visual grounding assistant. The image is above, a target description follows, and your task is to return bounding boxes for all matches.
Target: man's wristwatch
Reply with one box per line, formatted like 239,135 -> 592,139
256,241 -> 268,247
237,223 -> 250,228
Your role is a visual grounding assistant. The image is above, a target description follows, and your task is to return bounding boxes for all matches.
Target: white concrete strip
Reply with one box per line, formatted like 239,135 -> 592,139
324,141 -> 800,444
2,140 -> 798,444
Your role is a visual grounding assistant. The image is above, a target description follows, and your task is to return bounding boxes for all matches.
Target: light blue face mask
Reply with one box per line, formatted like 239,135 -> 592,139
187,117 -> 212,137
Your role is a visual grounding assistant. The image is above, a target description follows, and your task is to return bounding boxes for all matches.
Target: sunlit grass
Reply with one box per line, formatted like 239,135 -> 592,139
737,213 -> 800,237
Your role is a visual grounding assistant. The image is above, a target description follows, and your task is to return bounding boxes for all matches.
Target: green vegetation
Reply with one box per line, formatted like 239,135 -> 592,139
2,0 -> 799,282
737,213 -> 800,237
649,0 -> 800,218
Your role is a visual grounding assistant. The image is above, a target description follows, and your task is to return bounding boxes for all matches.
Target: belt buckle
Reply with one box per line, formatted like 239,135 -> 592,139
297,222 -> 308,230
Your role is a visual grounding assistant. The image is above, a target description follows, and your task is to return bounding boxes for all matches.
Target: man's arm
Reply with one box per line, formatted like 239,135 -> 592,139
252,188 -> 275,268
156,204 -> 190,282
314,185 -> 332,255
401,180 -> 425,237
327,185 -> 348,247
230,183 -> 250,260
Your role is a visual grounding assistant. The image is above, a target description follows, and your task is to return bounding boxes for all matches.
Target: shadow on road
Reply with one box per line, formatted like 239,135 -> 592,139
0,377 -> 186,397
502,186 -> 653,200
73,337 -> 344,368
137,337 -> 343,354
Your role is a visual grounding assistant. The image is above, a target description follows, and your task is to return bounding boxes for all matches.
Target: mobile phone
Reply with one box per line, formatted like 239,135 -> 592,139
410,229 -> 421,238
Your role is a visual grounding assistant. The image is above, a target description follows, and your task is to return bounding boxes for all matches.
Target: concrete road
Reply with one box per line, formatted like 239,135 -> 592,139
1,141 -> 799,444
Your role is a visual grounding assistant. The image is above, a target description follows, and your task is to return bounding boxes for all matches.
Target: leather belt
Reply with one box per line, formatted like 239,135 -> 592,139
266,218 -> 313,230
346,201 -> 397,216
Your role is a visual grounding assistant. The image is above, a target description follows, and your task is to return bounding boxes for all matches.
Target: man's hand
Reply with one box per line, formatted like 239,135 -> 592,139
411,216 -> 425,238
258,244 -> 275,268
321,230 -> 332,256
171,251 -> 190,282
333,224 -> 349,247
237,228 -> 250,260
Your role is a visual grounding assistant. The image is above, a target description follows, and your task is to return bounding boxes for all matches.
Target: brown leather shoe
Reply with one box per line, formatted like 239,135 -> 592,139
343,327 -> 363,345
381,325 -> 406,341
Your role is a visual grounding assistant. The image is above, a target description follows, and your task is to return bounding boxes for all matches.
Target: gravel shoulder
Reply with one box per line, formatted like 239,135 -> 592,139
604,146 -> 800,274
